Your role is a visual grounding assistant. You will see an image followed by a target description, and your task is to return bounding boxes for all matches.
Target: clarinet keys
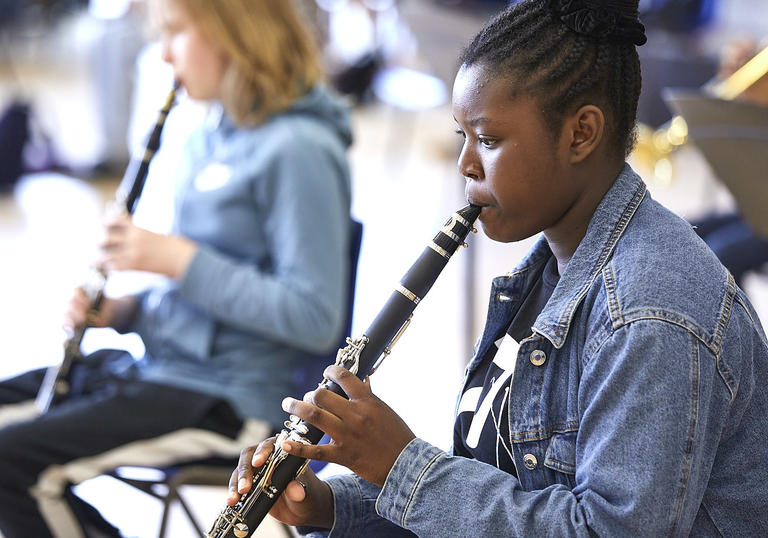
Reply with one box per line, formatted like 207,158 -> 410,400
233,523 -> 250,538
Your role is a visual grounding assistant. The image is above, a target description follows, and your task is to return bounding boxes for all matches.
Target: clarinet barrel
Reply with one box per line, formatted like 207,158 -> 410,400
207,204 -> 481,538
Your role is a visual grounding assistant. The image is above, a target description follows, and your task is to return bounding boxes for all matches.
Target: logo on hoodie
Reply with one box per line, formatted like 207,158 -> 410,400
194,162 -> 233,192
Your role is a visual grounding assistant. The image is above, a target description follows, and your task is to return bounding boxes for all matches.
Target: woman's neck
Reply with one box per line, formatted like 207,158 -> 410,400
544,158 -> 624,275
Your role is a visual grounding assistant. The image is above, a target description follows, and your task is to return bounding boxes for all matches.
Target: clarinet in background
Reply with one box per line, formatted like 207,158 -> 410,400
207,204 -> 481,538
35,82 -> 179,414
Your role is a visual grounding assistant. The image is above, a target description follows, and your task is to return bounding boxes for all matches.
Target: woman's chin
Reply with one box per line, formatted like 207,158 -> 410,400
479,222 -> 507,242
480,222 -> 532,244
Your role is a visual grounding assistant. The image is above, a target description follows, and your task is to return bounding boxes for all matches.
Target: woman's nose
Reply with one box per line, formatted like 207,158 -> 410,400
160,38 -> 173,64
458,143 -> 482,180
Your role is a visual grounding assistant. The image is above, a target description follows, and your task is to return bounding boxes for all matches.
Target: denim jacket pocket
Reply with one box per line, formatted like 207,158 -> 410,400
544,431 -> 577,475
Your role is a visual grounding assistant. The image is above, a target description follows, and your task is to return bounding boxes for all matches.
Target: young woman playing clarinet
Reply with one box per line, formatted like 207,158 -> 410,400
0,1 -> 352,536
231,1 -> 768,536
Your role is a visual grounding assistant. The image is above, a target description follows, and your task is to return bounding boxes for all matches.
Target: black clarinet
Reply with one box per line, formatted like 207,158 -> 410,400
207,204 -> 482,538
34,83 -> 179,414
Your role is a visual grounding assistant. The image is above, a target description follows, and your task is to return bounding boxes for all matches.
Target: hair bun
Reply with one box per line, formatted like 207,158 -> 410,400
548,0 -> 647,46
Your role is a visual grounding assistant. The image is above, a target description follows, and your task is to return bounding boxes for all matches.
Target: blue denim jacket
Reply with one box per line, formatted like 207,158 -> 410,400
313,165 -> 768,537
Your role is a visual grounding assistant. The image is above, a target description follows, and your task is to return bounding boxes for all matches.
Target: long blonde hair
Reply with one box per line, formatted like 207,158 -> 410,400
151,0 -> 324,125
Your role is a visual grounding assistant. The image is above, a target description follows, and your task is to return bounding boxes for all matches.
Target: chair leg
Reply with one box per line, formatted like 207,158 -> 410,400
175,491 -> 207,536
157,487 -> 207,538
157,489 -> 174,538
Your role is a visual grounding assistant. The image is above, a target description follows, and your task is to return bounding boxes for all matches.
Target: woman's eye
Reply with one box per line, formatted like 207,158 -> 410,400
455,129 -> 466,138
478,136 -> 497,148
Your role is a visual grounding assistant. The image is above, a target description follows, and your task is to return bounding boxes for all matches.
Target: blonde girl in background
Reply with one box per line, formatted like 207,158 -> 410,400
0,1 -> 353,536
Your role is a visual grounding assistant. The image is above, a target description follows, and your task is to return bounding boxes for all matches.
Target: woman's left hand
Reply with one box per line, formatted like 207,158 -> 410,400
280,365 -> 416,487
100,212 -> 198,278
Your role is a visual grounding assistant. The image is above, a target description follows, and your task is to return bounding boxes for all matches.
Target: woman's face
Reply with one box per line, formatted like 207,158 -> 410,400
158,3 -> 228,101
453,63 -> 583,244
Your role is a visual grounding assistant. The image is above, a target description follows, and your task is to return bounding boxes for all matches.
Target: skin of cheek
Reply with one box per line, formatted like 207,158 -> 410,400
185,27 -> 227,101
476,166 -> 542,243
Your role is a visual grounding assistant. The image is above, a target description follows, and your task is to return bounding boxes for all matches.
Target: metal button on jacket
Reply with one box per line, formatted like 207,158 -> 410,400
529,349 -> 546,366
523,453 -> 538,470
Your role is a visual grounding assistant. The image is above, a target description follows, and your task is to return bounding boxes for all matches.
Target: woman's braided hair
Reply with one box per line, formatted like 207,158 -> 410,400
460,0 -> 646,157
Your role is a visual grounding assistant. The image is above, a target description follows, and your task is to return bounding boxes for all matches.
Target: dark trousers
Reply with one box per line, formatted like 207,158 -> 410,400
0,350 -> 245,538
691,212 -> 768,287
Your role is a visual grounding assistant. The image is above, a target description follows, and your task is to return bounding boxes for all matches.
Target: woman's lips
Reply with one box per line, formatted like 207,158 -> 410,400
465,193 -> 489,209
464,185 -> 488,209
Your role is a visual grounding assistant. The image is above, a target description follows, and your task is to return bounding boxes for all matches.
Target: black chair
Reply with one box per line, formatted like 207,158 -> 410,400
107,219 -> 364,537
108,457 -> 250,537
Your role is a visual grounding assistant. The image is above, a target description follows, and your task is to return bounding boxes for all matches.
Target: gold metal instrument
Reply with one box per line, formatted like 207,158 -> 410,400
633,44 -> 768,183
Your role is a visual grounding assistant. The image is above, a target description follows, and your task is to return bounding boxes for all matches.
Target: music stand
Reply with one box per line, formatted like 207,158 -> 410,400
662,89 -> 768,239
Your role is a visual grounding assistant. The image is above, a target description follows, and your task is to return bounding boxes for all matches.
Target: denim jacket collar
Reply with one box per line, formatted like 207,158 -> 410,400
534,163 -> 647,349
473,164 -> 647,367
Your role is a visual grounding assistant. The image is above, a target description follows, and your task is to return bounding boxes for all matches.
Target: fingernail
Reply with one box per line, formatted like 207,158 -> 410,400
238,478 -> 247,491
281,397 -> 292,412
282,442 -> 292,453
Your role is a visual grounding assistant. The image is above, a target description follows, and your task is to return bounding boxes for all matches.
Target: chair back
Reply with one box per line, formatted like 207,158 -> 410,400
300,218 -> 363,473
294,218 -> 363,393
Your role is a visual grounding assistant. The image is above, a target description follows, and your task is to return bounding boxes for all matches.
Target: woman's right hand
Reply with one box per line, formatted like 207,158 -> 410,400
228,437 -> 335,529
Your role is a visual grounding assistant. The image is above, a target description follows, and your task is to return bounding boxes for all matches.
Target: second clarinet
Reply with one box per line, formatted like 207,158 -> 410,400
34,83 -> 179,414
207,203 -> 481,538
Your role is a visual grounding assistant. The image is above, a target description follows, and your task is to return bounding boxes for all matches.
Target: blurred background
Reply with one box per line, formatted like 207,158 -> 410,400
1,0 -> 767,535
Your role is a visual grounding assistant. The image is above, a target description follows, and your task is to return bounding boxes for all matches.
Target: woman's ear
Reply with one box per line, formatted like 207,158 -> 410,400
566,105 -> 605,163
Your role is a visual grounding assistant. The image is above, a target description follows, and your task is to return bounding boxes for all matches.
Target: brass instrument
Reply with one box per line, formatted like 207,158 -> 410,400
633,44 -> 768,183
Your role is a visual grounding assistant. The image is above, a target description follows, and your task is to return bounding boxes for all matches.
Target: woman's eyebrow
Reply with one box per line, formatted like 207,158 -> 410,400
467,116 -> 490,127
454,115 -> 491,127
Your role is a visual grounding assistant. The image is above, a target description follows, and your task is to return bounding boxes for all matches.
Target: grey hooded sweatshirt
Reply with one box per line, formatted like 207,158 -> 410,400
126,85 -> 353,428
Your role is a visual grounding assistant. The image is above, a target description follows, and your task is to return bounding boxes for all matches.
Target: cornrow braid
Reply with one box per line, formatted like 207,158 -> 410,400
459,0 -> 644,157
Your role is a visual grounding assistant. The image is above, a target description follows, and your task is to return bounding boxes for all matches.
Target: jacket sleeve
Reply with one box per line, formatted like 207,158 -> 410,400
296,474 -> 417,538
366,320 -> 729,536
176,132 -> 350,353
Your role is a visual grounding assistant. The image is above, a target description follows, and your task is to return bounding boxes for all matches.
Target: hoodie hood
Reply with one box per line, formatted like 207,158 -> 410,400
283,84 -> 354,148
